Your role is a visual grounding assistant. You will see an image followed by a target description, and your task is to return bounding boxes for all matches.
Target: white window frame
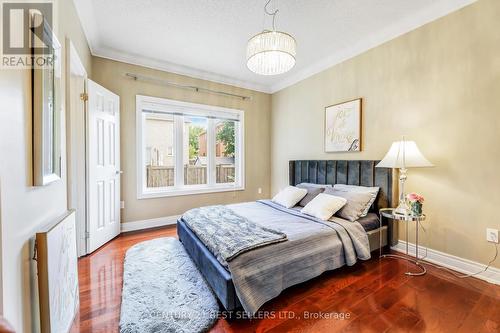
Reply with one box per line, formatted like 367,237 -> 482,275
136,95 -> 245,199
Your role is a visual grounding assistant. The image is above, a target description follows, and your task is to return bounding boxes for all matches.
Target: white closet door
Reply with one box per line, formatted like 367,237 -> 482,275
87,80 -> 121,253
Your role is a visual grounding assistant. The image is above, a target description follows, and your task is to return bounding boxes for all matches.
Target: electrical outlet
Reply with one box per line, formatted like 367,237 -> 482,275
120,201 -> 125,209
486,228 -> 499,243
258,187 -> 262,194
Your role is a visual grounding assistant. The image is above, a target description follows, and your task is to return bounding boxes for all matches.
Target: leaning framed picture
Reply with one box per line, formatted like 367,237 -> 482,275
324,98 -> 362,152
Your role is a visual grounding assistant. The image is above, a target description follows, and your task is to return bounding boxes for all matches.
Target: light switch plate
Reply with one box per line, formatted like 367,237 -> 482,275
486,228 -> 499,243
120,201 -> 125,209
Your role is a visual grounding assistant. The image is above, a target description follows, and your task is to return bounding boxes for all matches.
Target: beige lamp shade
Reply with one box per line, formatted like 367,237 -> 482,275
376,141 -> 433,169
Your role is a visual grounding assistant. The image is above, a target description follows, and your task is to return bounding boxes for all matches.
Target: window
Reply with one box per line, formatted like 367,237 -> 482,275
136,95 -> 244,198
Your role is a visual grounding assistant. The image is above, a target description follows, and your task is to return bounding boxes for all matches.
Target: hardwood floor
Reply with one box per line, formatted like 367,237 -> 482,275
71,226 -> 500,333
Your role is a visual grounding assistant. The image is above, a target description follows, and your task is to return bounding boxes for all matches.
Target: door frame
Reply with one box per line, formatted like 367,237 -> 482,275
65,39 -> 88,256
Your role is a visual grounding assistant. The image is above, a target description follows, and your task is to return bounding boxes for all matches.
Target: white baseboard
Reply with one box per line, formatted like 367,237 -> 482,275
121,215 -> 180,232
392,241 -> 500,285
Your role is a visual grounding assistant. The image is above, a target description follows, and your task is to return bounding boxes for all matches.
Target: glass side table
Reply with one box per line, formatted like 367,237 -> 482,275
379,208 -> 427,276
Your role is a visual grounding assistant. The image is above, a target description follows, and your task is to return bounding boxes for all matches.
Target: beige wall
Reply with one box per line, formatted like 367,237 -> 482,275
271,0 -> 500,268
0,0 -> 91,331
91,57 -> 271,223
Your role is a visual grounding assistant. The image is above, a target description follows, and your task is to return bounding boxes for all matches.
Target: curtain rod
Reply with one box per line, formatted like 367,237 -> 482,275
125,73 -> 251,101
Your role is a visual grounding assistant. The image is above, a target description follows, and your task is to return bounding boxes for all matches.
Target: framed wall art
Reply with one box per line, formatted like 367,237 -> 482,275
324,98 -> 362,152
36,211 -> 79,333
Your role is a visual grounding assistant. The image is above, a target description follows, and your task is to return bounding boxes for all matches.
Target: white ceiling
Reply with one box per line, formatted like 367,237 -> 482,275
73,0 -> 475,93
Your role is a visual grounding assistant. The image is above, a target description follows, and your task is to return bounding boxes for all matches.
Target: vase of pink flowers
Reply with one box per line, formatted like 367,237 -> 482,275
407,193 -> 424,216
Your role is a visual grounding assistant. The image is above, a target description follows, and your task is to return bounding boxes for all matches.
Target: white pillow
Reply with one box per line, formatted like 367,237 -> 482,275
272,186 -> 307,208
333,184 -> 379,216
300,193 -> 347,221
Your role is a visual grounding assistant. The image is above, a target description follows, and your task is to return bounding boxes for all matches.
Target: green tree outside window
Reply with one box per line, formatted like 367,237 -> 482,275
216,121 -> 235,157
189,126 -> 204,159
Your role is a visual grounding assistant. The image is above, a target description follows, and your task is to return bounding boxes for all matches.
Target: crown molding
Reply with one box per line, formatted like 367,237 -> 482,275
73,0 -> 271,93
71,0 -> 99,55
269,0 -> 477,93
73,0 -> 477,95
92,46 -> 272,93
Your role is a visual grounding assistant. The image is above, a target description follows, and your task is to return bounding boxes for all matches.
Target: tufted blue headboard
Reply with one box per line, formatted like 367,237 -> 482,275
289,160 -> 395,213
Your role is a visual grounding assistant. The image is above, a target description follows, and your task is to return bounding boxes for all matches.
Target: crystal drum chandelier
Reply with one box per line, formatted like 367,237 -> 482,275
246,0 -> 297,75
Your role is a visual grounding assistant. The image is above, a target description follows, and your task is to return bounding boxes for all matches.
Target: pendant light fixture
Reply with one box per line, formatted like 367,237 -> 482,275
246,0 -> 297,75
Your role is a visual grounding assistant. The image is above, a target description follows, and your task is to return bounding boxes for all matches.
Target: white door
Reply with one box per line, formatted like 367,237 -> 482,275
87,80 -> 121,253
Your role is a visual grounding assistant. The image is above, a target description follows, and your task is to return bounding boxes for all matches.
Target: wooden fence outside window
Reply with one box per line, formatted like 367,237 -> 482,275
146,165 -> 235,187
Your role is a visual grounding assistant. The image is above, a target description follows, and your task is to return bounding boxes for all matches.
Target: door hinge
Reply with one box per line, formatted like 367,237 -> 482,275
85,231 -> 90,239
32,239 -> 38,261
80,93 -> 88,101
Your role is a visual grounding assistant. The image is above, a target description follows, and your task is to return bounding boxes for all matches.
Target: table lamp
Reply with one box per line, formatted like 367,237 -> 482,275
376,139 -> 433,215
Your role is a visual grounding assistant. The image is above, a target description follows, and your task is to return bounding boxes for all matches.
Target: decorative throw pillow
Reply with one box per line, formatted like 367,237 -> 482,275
300,193 -> 347,221
272,186 -> 308,208
333,184 -> 380,216
324,188 -> 375,222
296,183 -> 325,207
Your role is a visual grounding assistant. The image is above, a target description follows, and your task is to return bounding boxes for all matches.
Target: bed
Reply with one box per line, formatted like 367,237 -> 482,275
177,160 -> 397,312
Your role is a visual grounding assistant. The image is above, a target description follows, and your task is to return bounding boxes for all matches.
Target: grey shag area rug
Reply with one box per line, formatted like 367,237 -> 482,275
119,237 -> 219,333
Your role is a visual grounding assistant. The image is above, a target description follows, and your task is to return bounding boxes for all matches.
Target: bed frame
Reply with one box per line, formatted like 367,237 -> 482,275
178,160 -> 397,311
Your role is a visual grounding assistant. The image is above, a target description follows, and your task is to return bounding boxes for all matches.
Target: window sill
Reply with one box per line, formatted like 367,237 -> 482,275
138,184 -> 245,199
